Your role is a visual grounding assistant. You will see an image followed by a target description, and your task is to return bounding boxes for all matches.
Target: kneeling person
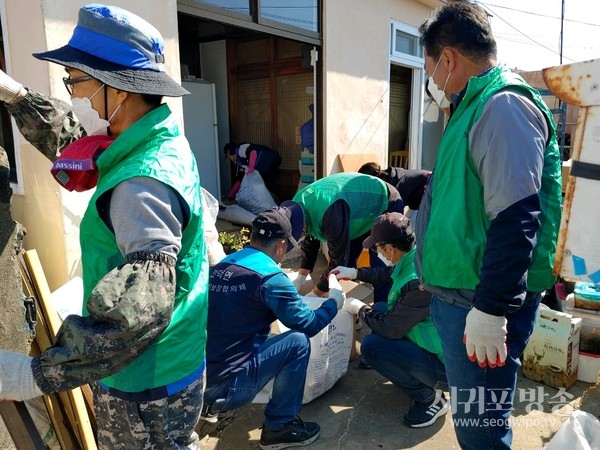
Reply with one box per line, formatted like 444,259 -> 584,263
205,202 -> 345,449
337,213 -> 448,428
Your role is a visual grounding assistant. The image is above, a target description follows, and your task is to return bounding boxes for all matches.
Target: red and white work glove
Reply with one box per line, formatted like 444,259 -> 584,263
0,349 -> 43,401
331,266 -> 357,281
463,307 -> 508,368
0,69 -> 26,104
327,274 -> 346,310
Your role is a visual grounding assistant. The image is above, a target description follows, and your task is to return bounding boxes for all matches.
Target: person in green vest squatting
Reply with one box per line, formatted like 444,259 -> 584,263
292,172 -> 404,302
0,4 -> 209,448
333,212 -> 448,428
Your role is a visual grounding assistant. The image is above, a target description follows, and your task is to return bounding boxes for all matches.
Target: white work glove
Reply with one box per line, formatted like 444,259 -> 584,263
463,307 -> 508,368
292,274 -> 307,292
343,297 -> 366,316
327,274 -> 346,310
0,350 -> 44,401
331,266 -> 357,281
0,69 -> 26,104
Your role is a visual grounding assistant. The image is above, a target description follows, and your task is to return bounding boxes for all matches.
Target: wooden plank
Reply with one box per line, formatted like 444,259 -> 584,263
0,401 -> 46,450
30,322 -> 80,450
22,263 -> 77,450
20,250 -> 97,450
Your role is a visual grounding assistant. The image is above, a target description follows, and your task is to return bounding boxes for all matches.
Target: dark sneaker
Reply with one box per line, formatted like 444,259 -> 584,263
403,390 -> 450,428
199,404 -> 219,424
358,357 -> 372,370
259,416 -> 320,450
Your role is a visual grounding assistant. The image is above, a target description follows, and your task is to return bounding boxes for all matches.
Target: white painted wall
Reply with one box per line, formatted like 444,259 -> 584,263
6,0 -> 184,290
200,40 -> 231,196
322,0 -> 432,174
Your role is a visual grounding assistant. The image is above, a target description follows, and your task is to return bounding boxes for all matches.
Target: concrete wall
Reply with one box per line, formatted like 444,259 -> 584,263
5,0 -> 184,291
322,0 -> 432,174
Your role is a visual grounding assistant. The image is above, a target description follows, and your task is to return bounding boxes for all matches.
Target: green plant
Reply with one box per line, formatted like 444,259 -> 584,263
219,227 -> 251,254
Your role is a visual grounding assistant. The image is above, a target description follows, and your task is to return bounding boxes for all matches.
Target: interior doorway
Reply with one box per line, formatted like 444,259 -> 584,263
388,64 -> 412,169
177,13 -> 317,202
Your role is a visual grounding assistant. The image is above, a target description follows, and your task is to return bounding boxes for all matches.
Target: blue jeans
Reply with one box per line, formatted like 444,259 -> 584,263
361,332 -> 446,404
204,330 -> 310,430
430,293 -> 540,450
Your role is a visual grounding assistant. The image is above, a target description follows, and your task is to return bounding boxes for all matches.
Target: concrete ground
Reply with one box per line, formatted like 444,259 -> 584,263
200,232 -> 600,449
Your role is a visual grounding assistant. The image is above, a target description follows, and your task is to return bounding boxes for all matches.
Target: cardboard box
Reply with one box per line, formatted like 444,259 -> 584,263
300,149 -> 314,165
564,294 -> 600,354
522,307 -> 582,389
299,163 -> 314,183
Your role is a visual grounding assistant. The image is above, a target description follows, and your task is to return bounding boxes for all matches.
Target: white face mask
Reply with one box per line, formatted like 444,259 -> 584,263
71,84 -> 121,136
427,54 -> 451,109
377,249 -> 394,267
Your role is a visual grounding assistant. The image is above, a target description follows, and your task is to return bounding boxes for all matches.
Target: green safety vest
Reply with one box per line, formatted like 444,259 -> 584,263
293,173 -> 389,241
421,66 -> 562,293
79,104 -> 208,392
389,247 -> 444,362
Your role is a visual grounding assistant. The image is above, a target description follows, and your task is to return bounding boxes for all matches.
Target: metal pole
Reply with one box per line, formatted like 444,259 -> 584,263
560,0 -> 565,64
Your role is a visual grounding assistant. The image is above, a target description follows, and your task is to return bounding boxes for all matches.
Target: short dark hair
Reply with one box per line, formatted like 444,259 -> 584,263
419,2 -> 496,62
141,94 -> 163,108
358,162 -> 380,177
250,230 -> 282,248
358,162 -> 391,181
224,142 -> 236,156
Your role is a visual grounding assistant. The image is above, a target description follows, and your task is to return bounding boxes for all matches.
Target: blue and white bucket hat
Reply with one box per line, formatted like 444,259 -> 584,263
33,4 -> 188,97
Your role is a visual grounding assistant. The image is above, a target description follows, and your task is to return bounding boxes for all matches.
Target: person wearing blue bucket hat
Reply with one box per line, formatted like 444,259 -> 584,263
204,202 -> 345,449
0,4 -> 209,449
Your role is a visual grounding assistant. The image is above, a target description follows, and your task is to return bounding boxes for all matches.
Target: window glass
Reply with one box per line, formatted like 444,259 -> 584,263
260,1 -> 318,32
193,0 -> 250,15
395,29 -> 421,58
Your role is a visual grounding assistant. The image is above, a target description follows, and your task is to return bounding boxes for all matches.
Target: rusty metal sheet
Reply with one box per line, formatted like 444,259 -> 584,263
543,58 -> 600,106
545,58 -> 600,282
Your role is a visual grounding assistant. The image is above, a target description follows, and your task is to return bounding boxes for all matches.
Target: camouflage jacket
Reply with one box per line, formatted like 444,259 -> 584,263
6,89 -> 83,162
9,90 -> 182,395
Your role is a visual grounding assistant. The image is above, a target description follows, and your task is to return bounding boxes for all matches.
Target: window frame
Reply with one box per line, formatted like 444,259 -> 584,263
390,20 -> 423,68
178,0 -> 321,45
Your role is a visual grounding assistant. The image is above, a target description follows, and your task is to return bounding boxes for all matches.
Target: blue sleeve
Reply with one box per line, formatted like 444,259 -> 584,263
263,272 -> 337,337
474,196 -> 540,315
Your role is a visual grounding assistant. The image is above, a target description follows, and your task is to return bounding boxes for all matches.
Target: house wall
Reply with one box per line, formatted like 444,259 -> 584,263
3,0 -> 437,290
5,0 -> 184,290
322,0 -> 432,174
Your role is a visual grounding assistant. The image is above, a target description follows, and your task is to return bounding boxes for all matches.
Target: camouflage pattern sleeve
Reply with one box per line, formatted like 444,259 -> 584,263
30,256 -> 175,394
5,89 -> 84,162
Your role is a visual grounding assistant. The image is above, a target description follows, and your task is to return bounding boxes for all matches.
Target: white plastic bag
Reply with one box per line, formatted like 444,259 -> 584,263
253,295 -> 353,404
217,203 -> 256,226
201,187 -> 226,266
235,171 -> 276,215
545,410 -> 600,450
